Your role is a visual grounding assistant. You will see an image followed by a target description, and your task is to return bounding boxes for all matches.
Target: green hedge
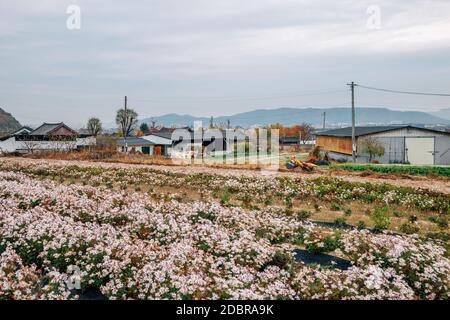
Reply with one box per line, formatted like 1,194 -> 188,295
331,164 -> 450,177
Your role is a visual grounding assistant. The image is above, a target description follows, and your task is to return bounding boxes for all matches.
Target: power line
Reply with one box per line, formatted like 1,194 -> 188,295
356,84 -> 450,97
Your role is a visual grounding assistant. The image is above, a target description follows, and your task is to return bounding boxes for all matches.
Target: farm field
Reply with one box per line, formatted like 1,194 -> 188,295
331,164 -> 450,178
0,157 -> 448,300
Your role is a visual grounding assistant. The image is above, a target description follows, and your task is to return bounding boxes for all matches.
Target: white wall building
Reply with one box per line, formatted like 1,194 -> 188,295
0,123 -> 96,154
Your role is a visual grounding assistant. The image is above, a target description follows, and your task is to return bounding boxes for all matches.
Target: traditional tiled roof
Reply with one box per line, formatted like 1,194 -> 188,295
29,123 -> 77,136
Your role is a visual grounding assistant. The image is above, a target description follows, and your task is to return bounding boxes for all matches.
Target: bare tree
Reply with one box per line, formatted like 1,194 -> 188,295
298,123 -> 314,145
149,118 -> 160,133
360,137 -> 385,161
116,108 -> 138,152
87,117 -> 102,136
22,139 -> 40,154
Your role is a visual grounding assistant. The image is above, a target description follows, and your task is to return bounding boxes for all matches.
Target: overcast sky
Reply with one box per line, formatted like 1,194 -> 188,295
1,0 -> 450,128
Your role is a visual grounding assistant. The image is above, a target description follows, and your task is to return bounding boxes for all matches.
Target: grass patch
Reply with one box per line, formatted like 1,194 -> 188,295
331,164 -> 450,177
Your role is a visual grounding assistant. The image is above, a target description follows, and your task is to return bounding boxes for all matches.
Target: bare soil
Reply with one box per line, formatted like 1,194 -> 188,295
2,156 -> 449,194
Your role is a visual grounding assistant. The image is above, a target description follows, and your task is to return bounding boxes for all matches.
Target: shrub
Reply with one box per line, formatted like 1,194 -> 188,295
330,202 -> 340,211
297,210 -> 312,220
400,223 -> 420,235
220,189 -> 231,205
255,227 -> 271,239
194,211 -> 216,222
393,211 -> 402,217
344,208 -> 352,216
371,206 -> 391,231
305,231 -> 342,254
435,216 -> 448,229
334,217 -> 347,227
284,196 -> 293,209
426,231 -> 449,242
357,221 -> 366,229
267,251 -> 293,270
428,216 -> 448,229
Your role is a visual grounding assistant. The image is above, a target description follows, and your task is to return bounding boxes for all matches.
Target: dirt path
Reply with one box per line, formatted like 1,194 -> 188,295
2,157 -> 449,194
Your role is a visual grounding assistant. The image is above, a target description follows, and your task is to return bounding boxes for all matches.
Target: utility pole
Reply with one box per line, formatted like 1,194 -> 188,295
124,96 -> 128,153
347,82 -> 356,162
322,112 -> 326,130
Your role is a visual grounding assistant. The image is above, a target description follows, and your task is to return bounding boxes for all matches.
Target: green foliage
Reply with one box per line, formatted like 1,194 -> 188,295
284,196 -> 293,209
139,122 -> 149,135
220,189 -> 231,205
305,231 -> 342,254
267,251 -> 293,270
193,211 -> 216,222
334,217 -> 347,227
330,202 -> 340,211
264,197 -> 273,206
331,164 -> 450,177
297,210 -> 312,220
393,211 -> 402,217
255,227 -> 270,240
357,221 -> 366,229
371,206 -> 391,231
426,231 -> 449,242
429,215 -> 448,229
400,223 -> 420,235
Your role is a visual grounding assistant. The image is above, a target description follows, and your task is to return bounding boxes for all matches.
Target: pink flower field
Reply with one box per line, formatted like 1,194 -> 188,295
0,159 -> 448,300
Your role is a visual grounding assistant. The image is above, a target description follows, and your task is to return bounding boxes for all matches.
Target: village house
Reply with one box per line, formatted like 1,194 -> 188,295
316,125 -> 450,165
0,122 -> 96,154
116,135 -> 172,156
117,127 -> 247,157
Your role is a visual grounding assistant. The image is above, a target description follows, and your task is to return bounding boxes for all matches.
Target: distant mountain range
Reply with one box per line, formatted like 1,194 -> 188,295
1,106 -> 449,134
141,107 -> 450,128
431,108 -> 450,121
0,107 -> 21,136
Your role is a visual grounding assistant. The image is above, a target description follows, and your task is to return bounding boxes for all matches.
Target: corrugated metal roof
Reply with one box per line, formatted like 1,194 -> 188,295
141,135 -> 173,145
116,137 -> 154,146
152,130 -> 173,139
316,125 -> 450,137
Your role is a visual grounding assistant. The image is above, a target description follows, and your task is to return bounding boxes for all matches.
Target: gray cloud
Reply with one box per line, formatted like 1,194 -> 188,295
1,0 -> 450,128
